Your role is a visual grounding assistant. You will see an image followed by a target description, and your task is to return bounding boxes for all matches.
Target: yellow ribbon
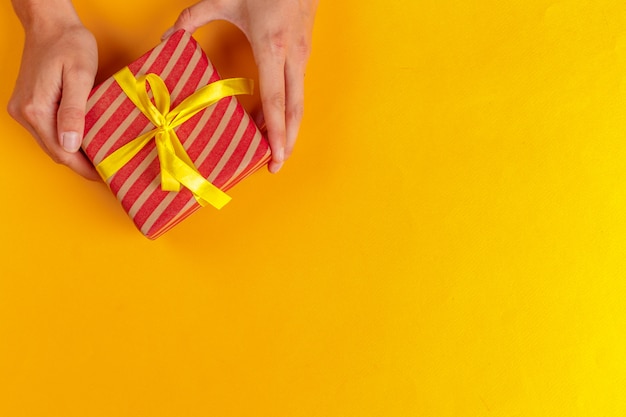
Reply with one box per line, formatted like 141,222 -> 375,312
96,66 -> 254,209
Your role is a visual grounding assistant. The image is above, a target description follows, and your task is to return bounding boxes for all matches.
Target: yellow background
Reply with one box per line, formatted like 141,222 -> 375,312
1,0 -> 626,415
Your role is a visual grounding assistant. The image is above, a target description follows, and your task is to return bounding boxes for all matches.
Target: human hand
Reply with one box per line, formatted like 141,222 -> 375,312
163,0 -> 319,173
8,2 -> 99,180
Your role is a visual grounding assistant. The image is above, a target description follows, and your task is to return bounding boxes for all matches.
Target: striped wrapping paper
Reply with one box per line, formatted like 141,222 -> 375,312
82,30 -> 271,239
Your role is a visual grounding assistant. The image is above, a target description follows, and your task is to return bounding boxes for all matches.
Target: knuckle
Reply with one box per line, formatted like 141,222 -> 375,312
6,99 -> 19,120
65,62 -> 97,83
266,30 -> 287,57
21,101 -> 48,125
294,37 -> 311,60
68,65 -> 94,80
49,151 -> 63,164
50,150 -> 71,166
59,105 -> 85,122
177,7 -> 194,26
266,92 -> 286,111
287,103 -> 304,122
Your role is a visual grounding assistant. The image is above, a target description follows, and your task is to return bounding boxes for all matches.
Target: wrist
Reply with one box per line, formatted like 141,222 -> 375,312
11,0 -> 81,32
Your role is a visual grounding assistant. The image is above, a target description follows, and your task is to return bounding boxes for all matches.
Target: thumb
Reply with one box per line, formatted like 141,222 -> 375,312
57,68 -> 93,153
162,1 -> 226,39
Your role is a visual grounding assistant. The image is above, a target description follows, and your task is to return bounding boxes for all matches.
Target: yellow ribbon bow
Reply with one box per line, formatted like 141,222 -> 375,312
96,66 -> 254,209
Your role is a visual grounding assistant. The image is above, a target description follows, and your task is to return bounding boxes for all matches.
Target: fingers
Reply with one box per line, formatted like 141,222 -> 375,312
255,43 -> 287,173
163,0 -> 316,174
55,62 -> 99,180
36,105 -> 99,181
284,40 -> 309,160
255,33 -> 310,173
15,111 -> 99,181
57,65 -> 93,153
7,106 -> 54,158
8,88 -> 99,181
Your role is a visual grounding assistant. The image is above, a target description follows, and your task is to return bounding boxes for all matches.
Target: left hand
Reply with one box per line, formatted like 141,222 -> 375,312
162,0 -> 319,173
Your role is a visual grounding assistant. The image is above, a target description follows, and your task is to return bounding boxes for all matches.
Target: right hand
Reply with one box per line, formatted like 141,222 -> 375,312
8,13 -> 100,180
164,0 -> 319,174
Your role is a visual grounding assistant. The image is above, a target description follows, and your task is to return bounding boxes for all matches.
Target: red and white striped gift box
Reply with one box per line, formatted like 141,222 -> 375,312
82,30 -> 271,239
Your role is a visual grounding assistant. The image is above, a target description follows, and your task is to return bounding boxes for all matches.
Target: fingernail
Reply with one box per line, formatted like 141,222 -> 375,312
270,161 -> 283,174
161,27 -> 175,40
269,148 -> 284,173
61,131 -> 81,152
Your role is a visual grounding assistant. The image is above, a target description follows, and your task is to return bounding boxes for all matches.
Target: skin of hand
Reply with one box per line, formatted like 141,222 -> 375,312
7,0 -> 100,180
163,0 -> 319,173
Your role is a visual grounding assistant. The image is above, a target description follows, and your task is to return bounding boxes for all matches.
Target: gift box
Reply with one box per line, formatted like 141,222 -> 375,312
82,30 -> 271,239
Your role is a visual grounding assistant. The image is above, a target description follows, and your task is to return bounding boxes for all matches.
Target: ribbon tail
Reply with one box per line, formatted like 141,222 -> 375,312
159,171 -> 181,192
169,130 -> 198,172
160,147 -> 231,209
96,130 -> 156,180
155,131 -> 182,192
